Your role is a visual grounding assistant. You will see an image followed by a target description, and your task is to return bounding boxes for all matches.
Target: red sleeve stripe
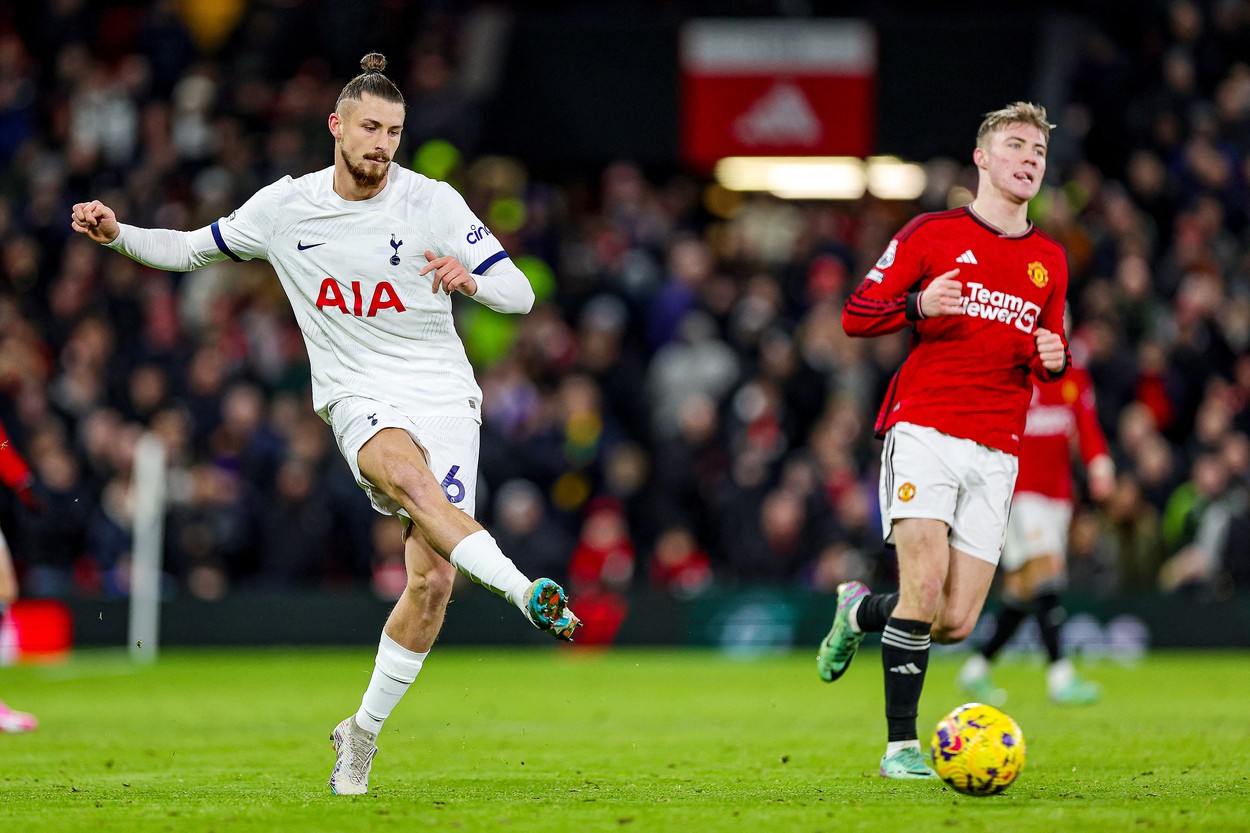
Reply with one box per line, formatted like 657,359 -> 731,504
846,297 -> 906,315
846,292 -> 901,307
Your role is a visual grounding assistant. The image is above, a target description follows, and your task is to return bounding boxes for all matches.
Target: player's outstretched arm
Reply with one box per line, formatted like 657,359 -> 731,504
71,200 -> 120,245
69,202 -> 230,273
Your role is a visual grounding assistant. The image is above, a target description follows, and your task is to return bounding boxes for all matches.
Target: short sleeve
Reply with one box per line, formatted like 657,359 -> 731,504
428,182 -> 509,275
213,177 -> 289,262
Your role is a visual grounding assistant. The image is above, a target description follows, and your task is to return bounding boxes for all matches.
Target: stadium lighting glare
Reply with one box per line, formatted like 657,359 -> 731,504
865,156 -> 928,200
715,157 -> 865,199
714,156 -> 927,200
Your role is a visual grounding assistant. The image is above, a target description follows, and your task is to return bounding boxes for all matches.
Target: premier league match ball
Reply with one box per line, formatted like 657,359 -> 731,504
929,702 -> 1026,796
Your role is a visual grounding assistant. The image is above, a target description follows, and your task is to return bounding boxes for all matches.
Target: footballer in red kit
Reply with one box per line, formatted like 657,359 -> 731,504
1013,367 -> 1110,501
0,423 -> 38,503
843,206 -> 1070,455
0,421 -> 42,733
816,102 -> 1070,781
959,365 -> 1115,707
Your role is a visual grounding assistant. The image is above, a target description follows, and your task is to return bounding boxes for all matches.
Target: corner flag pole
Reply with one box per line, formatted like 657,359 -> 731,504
129,432 -> 166,663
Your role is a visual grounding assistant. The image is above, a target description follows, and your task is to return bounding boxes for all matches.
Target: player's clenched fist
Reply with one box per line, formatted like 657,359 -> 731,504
70,200 -> 120,244
1034,327 -> 1066,373
920,268 -> 963,317
422,250 -> 479,297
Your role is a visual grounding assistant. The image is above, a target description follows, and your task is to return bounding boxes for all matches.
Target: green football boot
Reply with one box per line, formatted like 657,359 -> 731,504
1049,675 -> 1101,705
960,674 -> 1008,708
956,661 -> 1008,707
816,580 -> 871,683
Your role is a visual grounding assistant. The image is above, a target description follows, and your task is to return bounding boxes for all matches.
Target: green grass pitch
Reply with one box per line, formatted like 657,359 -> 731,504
1,647 -> 1246,832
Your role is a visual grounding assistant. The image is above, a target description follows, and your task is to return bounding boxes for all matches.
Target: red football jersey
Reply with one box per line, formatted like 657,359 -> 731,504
843,206 -> 1070,455
1014,366 -> 1109,501
0,421 -> 33,492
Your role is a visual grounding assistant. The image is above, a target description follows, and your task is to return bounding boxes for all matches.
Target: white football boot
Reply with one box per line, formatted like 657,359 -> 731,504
329,716 -> 378,795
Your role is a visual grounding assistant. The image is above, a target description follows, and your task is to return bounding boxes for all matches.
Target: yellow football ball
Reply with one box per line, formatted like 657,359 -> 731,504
929,702 -> 1026,796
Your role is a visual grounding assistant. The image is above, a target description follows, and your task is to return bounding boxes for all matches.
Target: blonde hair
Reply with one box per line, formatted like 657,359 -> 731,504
976,102 -> 1055,147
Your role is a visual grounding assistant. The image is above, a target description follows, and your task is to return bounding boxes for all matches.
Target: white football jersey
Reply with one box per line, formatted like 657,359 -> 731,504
211,164 -> 507,423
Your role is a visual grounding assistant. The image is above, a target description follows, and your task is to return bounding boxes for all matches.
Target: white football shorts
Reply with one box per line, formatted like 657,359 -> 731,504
1000,492 -> 1073,571
878,422 -> 1018,565
328,397 -> 480,518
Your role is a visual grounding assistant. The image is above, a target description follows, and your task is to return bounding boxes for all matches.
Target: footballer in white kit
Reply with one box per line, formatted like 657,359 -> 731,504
98,163 -> 525,516
209,164 -> 513,426
71,52 -> 580,797
203,164 -> 525,516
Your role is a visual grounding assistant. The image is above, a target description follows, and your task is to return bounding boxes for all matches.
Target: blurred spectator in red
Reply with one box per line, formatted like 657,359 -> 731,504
648,524 -> 711,598
567,497 -> 634,646
0,419 -> 41,733
569,497 -> 634,592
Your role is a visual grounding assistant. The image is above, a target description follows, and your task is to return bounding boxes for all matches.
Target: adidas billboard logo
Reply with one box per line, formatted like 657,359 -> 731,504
888,662 -> 924,675
733,82 -> 822,147
956,250 -> 978,265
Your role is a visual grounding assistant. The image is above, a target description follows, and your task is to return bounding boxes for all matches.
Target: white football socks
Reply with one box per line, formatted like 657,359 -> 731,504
354,632 -> 428,735
886,739 -> 921,756
1047,658 -> 1076,694
960,652 -> 990,684
448,529 -> 531,608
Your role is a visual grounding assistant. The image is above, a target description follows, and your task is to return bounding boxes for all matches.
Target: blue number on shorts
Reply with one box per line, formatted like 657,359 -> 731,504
441,465 -> 466,504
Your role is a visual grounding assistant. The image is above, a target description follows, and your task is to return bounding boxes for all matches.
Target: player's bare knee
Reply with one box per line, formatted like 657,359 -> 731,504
934,617 -> 975,644
425,561 -> 456,601
404,561 -> 454,601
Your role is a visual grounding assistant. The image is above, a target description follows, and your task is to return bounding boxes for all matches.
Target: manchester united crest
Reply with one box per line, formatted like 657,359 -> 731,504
898,482 -> 916,502
1027,261 -> 1048,288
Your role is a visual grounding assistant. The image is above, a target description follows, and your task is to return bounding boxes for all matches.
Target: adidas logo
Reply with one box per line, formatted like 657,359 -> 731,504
888,662 -> 924,675
956,250 -> 978,265
733,82 -> 822,147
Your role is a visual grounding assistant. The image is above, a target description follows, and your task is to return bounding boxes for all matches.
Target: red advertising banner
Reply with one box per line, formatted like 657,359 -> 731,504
680,20 -> 877,171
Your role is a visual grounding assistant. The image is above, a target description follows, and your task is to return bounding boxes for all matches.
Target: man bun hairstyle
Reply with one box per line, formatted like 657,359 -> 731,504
976,101 -> 1055,147
335,52 -> 405,112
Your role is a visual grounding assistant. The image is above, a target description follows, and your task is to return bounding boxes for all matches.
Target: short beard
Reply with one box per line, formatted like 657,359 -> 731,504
340,145 -> 389,189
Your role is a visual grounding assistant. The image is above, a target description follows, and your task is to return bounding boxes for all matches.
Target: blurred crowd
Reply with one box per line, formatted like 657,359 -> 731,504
1,1 -> 1248,607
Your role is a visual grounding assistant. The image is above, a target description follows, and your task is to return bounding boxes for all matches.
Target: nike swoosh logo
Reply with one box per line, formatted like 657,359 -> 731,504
297,241 -> 325,250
